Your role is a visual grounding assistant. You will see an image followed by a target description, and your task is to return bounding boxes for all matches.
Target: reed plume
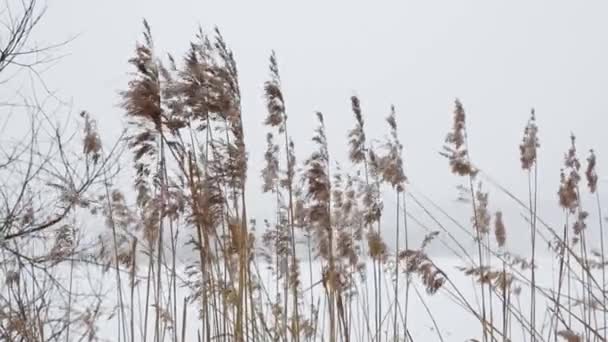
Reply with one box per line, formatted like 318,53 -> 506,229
558,135 -> 581,215
441,99 -> 488,341
304,112 -> 338,342
262,51 -> 303,340
441,99 -> 477,177
494,211 -> 506,248
519,108 -> 539,342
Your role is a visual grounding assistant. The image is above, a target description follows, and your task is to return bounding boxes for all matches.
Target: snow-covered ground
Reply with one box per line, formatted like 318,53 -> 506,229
48,254 -> 595,342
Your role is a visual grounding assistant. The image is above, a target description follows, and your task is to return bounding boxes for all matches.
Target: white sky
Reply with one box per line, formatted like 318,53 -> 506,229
12,0 -> 608,255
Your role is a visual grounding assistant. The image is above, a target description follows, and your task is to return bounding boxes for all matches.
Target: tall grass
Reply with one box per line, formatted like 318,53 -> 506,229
2,15 -> 608,342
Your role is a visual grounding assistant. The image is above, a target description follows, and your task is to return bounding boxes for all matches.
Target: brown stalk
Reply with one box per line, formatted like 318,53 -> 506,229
440,99 -> 488,341
304,112 -> 337,342
348,96 -> 385,341
519,109 -> 539,342
376,105 -> 407,341
584,149 -> 605,341
263,51 -> 301,341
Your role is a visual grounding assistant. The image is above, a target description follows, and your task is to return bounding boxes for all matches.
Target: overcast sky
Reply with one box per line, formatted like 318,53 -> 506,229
15,0 -> 608,255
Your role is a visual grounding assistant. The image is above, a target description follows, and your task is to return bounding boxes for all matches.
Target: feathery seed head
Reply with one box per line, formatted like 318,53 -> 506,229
558,134 -> 581,213
441,99 -> 477,177
520,109 -> 539,170
472,182 -> 491,236
81,111 -> 101,164
264,52 -> 285,128
585,149 -> 598,193
348,96 -> 367,164
494,211 -> 506,248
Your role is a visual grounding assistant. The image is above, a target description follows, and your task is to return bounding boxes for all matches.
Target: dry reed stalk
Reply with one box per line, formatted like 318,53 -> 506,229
494,211 -> 509,341
585,149 -> 606,341
376,105 -> 407,341
15,7 -> 608,341
304,112 -> 337,342
440,99 -> 488,342
348,96 -> 388,341
263,52 -> 302,341
519,109 -> 539,342
120,20 -> 169,342
400,191 -> 411,340
553,135 -> 585,338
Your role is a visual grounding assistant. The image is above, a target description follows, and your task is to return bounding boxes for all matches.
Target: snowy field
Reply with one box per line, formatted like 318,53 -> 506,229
43,255 -> 593,342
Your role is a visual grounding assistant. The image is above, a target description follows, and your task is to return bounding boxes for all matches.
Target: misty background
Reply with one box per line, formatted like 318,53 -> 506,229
6,0 -> 608,259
